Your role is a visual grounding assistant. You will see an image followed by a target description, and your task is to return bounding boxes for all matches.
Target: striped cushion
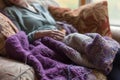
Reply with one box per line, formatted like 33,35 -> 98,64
0,13 -> 18,56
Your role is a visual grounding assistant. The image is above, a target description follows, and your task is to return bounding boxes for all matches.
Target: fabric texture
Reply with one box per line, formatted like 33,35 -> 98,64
5,31 -> 93,80
0,12 -> 18,56
48,1 -> 112,37
63,33 -> 120,74
0,56 -> 37,80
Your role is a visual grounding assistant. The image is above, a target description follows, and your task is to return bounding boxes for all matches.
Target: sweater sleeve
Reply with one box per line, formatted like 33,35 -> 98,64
4,7 -> 21,30
4,7 -> 36,43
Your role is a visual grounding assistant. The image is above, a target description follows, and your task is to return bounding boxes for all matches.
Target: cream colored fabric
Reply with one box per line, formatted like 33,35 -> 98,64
28,0 -> 59,7
0,57 -> 37,80
111,26 -> 120,43
0,13 -> 18,56
0,0 -> 59,9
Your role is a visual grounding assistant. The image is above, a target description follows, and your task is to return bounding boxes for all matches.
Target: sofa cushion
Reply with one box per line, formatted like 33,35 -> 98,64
0,56 -> 37,80
0,12 -> 18,56
48,1 -> 112,37
110,26 -> 120,43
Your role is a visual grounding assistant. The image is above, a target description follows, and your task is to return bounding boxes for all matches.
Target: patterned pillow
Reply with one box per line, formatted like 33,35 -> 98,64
0,12 -> 18,56
48,1 -> 112,37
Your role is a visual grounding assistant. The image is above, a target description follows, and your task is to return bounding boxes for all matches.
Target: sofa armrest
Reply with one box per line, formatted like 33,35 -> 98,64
111,26 -> 120,43
0,56 -> 37,80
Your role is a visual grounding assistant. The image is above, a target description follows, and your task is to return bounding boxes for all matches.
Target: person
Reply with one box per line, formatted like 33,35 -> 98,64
3,0 -> 66,43
2,1 -> 102,80
1,0 -> 101,68
3,0 -> 120,80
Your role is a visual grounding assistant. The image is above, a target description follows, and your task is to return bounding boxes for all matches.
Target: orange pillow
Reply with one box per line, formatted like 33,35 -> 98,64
0,12 -> 18,56
48,1 -> 112,37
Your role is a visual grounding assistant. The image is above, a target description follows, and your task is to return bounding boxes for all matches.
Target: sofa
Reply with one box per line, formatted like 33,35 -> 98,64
0,0 -> 120,80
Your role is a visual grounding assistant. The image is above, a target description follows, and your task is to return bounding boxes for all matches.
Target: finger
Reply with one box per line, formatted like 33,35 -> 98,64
36,30 -> 65,40
51,30 -> 65,38
51,31 -> 65,41
50,33 -> 65,40
43,30 -> 65,36
52,35 -> 65,41
53,30 -> 65,35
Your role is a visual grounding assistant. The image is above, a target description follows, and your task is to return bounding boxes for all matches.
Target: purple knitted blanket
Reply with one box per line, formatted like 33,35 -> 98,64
5,31 -> 91,80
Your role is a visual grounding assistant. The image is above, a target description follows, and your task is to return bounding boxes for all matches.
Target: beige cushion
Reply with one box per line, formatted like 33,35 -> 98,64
0,56 -> 37,80
111,26 -> 120,43
0,13 -> 18,56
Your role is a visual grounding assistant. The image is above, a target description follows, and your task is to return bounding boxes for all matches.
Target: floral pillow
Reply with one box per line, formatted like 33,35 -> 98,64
0,12 -> 18,56
48,1 -> 112,37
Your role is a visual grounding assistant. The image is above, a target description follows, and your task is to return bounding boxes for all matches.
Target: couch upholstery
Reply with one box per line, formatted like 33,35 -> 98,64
111,26 -> 120,43
0,57 -> 37,80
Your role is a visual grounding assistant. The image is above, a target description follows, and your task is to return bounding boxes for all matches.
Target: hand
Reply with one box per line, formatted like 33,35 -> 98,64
34,30 -> 66,41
